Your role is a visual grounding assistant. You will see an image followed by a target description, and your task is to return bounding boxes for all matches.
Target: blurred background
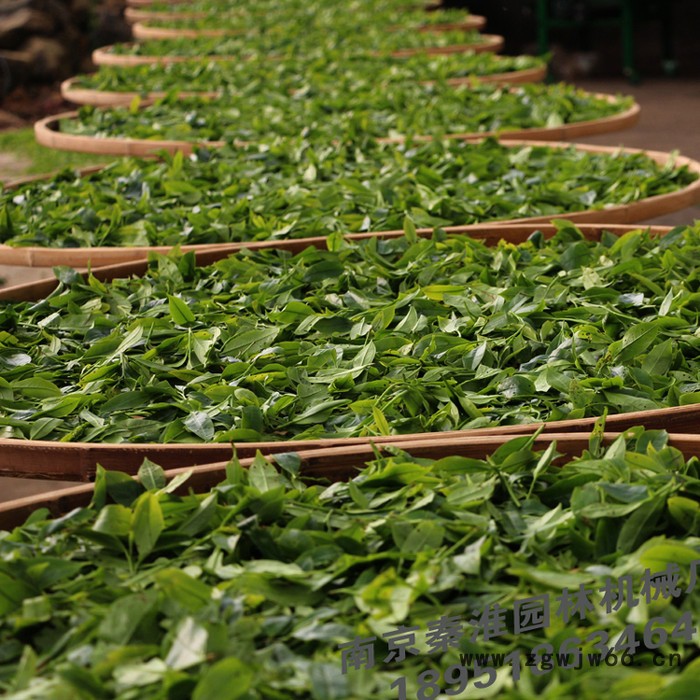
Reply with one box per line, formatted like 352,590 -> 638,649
0,0 -> 130,125
450,0 -> 699,81
0,0 -> 698,126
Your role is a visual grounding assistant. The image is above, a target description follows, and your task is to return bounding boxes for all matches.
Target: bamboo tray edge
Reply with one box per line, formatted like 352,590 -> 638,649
2,429 -> 700,528
0,222 -> 675,277
0,222 -> 675,269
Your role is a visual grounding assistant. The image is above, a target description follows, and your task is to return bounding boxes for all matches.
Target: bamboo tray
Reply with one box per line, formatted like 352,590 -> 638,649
493,140 -> 700,226
432,64 -> 547,87
60,64 -> 548,108
6,141 -> 700,268
377,94 -> 640,143
129,17 -> 487,40
92,36 -> 505,67
60,78 -> 222,107
1,429 -> 700,527
388,36 -> 503,58
390,17 -> 487,33
92,45 -> 236,67
34,94 -> 639,157
1,224 -> 700,480
34,110 -> 229,156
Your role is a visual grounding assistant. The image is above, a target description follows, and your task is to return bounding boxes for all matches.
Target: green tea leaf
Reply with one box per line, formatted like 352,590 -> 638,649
132,492 -> 164,559
168,294 -> 196,325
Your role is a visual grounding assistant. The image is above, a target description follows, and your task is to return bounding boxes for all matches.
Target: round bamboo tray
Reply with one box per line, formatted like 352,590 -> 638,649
1,429 -> 700,525
132,22 -> 239,39
0,225 -> 700,481
92,36 -> 505,67
61,65 -> 548,108
493,139 -> 700,225
385,34 -> 503,57
8,137 -> 700,268
439,64 -> 547,87
0,221 -> 673,268
129,16 -> 487,39
124,7 -> 210,23
400,16 -> 487,32
92,45 -> 240,67
34,92 -> 638,157
33,111 -> 227,156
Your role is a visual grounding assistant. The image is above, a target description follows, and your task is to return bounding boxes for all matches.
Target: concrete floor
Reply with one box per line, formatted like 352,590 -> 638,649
0,76 -> 699,509
0,476 -> 83,501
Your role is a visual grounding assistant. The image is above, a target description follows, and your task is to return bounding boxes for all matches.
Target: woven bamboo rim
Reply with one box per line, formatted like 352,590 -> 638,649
0,222 -> 675,283
60,77 -> 222,107
386,34 -> 503,57
132,22 -> 239,39
92,45 -> 240,66
92,36 -> 504,66
124,8 -> 210,23
34,92 -> 638,157
124,0 -> 442,6
61,65 -> 548,108
0,431 -> 695,526
0,418 -> 700,492
34,110 -> 227,156
129,15 -> 487,38
440,64 -> 547,86
397,16 -> 487,32
494,139 -> 700,225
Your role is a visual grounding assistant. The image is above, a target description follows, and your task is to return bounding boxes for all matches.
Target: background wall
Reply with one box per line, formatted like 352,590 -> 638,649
447,0 -> 700,80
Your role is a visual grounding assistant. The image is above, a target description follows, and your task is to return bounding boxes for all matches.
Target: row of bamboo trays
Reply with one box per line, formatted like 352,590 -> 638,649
130,20 -> 489,40
2,222 -> 700,482
1,413 -> 699,484
5,7 -> 698,512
